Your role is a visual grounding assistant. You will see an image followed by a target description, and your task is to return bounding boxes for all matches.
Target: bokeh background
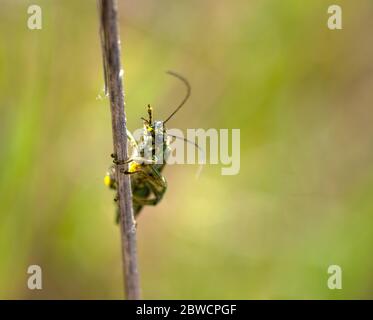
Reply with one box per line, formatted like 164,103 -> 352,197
1,0 -> 372,299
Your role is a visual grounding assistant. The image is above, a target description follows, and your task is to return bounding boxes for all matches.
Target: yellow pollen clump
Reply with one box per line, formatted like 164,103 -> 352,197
104,175 -> 112,187
128,162 -> 141,173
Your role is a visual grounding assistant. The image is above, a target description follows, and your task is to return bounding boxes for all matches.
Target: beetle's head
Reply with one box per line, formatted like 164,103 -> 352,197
142,104 -> 166,137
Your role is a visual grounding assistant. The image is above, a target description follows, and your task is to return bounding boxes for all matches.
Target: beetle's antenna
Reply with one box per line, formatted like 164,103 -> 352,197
147,104 -> 153,123
167,134 -> 201,152
163,71 -> 191,124
167,134 -> 205,178
141,117 -> 149,124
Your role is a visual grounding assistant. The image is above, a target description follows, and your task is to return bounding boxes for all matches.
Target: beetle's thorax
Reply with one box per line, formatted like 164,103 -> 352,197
139,120 -> 167,163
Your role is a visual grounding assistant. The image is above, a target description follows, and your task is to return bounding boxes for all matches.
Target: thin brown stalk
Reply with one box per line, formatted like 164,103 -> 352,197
98,0 -> 141,300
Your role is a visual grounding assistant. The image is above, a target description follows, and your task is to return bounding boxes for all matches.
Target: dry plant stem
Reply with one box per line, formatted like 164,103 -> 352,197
98,0 -> 141,300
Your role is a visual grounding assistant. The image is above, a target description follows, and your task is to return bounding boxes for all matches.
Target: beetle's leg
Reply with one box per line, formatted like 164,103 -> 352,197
132,184 -> 166,206
129,157 -> 157,165
111,129 -> 140,164
134,167 -> 167,206
120,158 -> 157,174
112,153 -> 138,166
133,197 -> 157,206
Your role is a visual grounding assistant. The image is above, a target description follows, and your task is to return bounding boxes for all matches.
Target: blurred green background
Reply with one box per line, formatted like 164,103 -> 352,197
1,0 -> 373,299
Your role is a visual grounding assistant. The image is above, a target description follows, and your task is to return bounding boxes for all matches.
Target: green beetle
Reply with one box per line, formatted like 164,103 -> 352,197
105,71 -> 191,219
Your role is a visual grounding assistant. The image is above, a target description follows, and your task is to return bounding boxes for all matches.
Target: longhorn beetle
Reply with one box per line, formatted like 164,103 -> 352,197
104,71 -> 198,220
